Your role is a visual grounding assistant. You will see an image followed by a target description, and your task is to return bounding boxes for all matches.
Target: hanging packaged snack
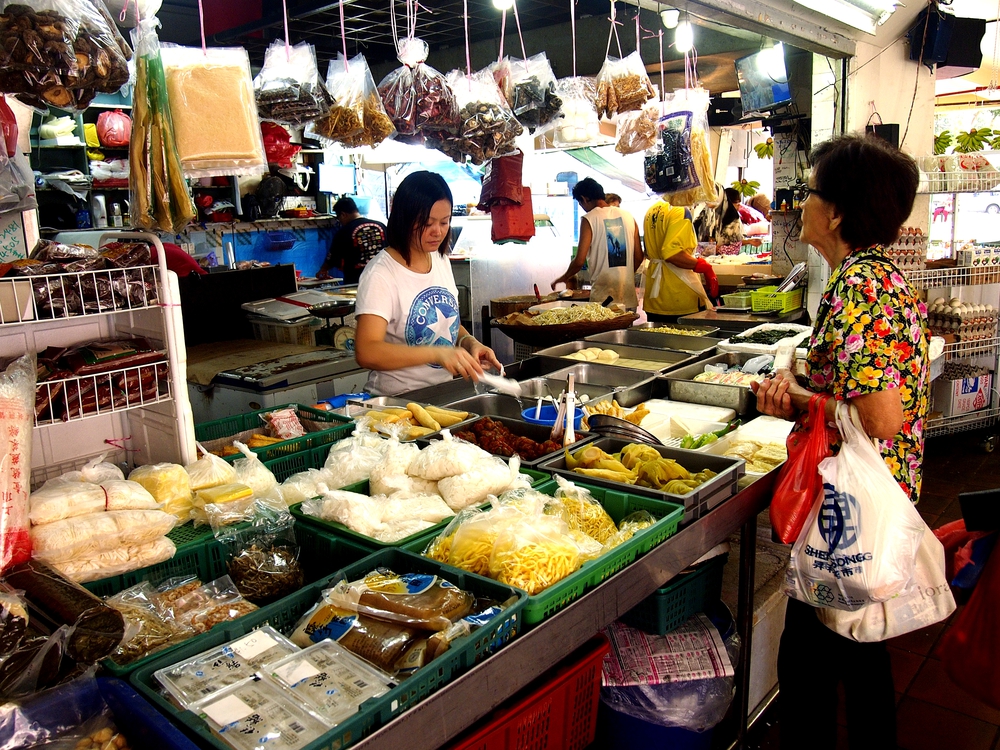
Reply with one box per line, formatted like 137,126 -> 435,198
650,88 -> 719,205
160,44 -> 267,177
595,50 -> 655,120
217,516 -> 304,605
129,20 -> 196,233
253,40 -> 332,126
615,102 -> 659,155
426,68 -> 522,165
377,37 -> 459,144
0,0 -> 131,111
505,53 -> 562,134
553,76 -> 607,148
309,53 -> 395,148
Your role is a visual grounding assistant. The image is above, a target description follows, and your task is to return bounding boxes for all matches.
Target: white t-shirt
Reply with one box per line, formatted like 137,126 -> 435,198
355,250 -> 462,396
583,206 -> 639,309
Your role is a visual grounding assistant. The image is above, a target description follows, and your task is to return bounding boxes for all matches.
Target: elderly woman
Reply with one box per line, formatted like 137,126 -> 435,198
751,135 -> 929,750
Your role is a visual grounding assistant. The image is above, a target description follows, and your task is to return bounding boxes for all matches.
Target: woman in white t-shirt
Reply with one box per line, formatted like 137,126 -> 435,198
354,171 -> 502,396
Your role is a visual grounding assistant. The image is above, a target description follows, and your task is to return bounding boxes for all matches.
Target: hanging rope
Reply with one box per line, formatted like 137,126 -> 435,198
605,0 -> 623,58
569,0 -> 576,76
198,0 -> 206,54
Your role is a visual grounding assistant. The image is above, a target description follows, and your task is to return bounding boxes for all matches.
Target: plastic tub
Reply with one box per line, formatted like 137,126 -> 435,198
522,404 -> 584,430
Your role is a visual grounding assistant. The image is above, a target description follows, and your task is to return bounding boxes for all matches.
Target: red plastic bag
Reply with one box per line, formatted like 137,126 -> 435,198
0,96 -> 16,158
260,122 -> 301,168
769,393 -> 835,544
940,542 -> 1000,710
96,110 -> 132,148
477,150 -> 524,211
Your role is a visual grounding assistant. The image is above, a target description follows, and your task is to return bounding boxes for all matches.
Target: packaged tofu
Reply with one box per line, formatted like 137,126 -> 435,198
154,624 -> 299,707
265,639 -> 393,724
191,676 -> 330,750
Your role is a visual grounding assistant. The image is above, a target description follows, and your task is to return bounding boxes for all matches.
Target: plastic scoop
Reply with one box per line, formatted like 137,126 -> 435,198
478,372 -> 523,397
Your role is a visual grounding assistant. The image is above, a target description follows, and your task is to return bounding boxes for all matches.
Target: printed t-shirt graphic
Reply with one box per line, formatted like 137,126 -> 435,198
405,287 -> 460,367
604,217 -> 627,268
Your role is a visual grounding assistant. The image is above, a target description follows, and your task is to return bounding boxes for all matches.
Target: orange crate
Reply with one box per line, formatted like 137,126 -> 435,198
447,635 -> 609,750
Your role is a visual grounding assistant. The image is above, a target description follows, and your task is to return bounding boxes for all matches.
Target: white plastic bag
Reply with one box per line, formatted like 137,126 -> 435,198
817,530 -> 956,641
784,404 -> 926,611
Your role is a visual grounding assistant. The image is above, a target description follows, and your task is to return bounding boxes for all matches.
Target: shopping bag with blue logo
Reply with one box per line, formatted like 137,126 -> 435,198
784,403 -> 927,611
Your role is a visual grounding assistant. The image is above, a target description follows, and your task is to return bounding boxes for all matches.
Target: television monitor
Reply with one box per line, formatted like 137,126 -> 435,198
735,45 -> 792,115
319,163 -> 357,194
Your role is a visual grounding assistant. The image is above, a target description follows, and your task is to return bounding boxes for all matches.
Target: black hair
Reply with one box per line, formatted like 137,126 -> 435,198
572,177 -> 605,203
332,197 -> 358,215
386,171 -> 453,265
810,134 -> 919,249
721,188 -> 741,227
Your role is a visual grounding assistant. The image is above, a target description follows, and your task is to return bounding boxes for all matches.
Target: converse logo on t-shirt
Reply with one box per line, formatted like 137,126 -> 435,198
405,286 -> 460,366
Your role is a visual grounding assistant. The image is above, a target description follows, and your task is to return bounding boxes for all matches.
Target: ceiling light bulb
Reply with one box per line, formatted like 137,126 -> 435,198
660,8 -> 680,29
493,0 -> 514,10
674,20 -> 693,53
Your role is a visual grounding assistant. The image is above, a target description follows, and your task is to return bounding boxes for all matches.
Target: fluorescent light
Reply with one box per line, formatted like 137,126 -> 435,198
660,8 -> 679,29
792,0 -> 889,34
493,0 -> 513,9
675,20 -> 693,53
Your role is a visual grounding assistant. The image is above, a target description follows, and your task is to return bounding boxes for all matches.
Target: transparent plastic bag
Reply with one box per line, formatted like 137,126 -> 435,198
253,40 -> 332,126
428,68 -> 522,165
0,0 -> 131,111
309,52 -> 395,147
376,37 -> 459,144
651,88 -> 718,205
506,53 -> 562,133
595,50 -> 655,119
553,76 -> 605,147
159,44 -> 267,177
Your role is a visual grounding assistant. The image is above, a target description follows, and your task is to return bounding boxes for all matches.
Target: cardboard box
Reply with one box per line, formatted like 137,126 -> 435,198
933,373 -> 993,416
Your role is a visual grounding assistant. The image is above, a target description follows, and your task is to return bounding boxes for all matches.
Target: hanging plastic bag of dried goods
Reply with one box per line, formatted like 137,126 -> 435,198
553,76 -> 606,148
129,19 -> 196,233
95,109 -> 131,147
216,512 -> 304,605
428,68 -> 522,165
651,88 -> 719,205
377,37 -> 459,145
595,50 -> 655,120
160,44 -> 268,177
0,355 -> 34,572
615,102 -> 659,155
0,0 -> 131,111
505,53 -> 562,134
253,40 -> 332,127
309,53 -> 396,148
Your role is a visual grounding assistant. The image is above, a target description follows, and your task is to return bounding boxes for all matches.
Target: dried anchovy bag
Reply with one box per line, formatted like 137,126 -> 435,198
505,53 -> 562,134
376,37 -> 458,144
254,40 -> 332,126
218,516 -> 304,605
309,52 -> 395,147
595,50 -> 655,120
427,68 -> 522,165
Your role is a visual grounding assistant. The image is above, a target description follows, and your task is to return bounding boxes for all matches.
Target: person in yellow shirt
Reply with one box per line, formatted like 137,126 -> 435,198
642,200 -> 719,321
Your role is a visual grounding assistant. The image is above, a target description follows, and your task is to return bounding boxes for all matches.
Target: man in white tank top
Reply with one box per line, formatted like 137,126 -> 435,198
552,177 -> 642,309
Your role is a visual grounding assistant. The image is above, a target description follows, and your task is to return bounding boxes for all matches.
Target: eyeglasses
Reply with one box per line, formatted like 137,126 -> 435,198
793,186 -> 828,203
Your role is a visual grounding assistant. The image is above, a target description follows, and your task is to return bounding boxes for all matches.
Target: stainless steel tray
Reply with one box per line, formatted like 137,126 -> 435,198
536,341 -> 695,374
420,415 -> 597,467
662,352 -> 763,416
541,362 -> 655,390
538,436 -> 744,524
634,321 -> 721,336
584,329 -> 722,355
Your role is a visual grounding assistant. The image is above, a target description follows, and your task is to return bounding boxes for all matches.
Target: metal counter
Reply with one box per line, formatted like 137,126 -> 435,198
351,472 -> 776,750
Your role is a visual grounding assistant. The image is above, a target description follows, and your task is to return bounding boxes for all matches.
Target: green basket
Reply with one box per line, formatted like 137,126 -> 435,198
721,292 -> 752,308
403,478 -> 684,626
289,468 -> 550,554
90,522 -> 370,677
621,553 -> 729,635
750,285 -> 803,313
129,549 -> 527,750
194,404 -> 354,464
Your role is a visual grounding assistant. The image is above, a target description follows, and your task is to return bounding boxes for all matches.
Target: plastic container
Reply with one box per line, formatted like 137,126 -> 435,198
194,403 -> 354,463
131,549 -> 528,750
447,635 -> 609,750
750,285 -> 804,313
521,403 -> 584,430
249,316 -> 322,346
622,553 -> 729,635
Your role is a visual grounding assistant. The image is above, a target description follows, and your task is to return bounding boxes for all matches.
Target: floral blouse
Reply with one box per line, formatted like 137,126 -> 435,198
795,247 -> 930,502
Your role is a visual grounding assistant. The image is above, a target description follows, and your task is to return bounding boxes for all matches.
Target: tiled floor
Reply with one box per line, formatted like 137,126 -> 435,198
747,427 -> 1000,750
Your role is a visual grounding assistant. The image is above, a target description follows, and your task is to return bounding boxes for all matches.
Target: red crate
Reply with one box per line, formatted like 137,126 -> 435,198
448,635 -> 609,750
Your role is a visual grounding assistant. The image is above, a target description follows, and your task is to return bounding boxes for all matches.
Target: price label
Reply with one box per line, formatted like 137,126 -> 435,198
274,659 -> 320,686
201,694 -> 253,726
230,632 -> 277,660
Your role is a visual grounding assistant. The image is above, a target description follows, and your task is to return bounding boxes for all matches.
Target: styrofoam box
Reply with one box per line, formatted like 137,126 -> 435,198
933,373 -> 994,417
